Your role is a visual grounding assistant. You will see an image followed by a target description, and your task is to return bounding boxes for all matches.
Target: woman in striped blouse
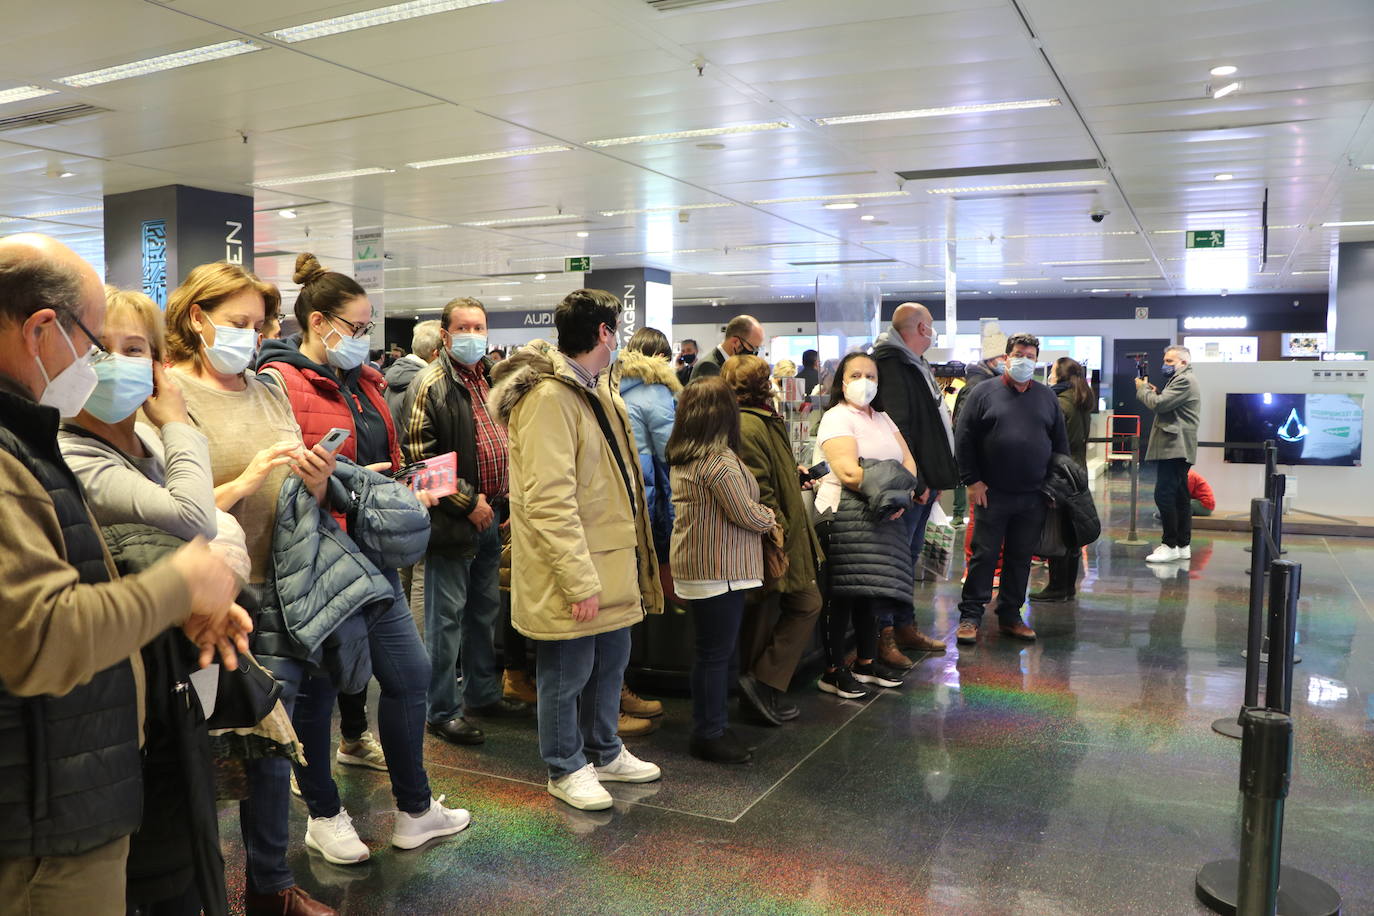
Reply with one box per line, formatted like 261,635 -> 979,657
667,377 -> 776,765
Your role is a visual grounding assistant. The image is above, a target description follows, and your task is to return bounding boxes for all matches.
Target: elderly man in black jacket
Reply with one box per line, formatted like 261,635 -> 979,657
872,303 -> 955,658
954,333 -> 1069,646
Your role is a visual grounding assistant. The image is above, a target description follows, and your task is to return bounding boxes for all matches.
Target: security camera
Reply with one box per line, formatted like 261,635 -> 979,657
1089,208 -> 1110,223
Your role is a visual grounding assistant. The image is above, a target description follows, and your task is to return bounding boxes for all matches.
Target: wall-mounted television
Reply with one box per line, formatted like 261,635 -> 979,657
1224,393 -> 1363,466
1281,333 -> 1326,358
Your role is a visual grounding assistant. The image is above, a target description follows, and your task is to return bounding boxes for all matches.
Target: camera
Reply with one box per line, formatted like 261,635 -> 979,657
1089,208 -> 1110,223
1127,351 -> 1149,379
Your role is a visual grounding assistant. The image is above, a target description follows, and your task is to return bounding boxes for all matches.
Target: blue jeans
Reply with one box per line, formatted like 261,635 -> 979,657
690,590 -> 746,739
244,574 -> 433,894
535,628 -> 631,779
424,510 -> 503,722
879,492 -> 938,629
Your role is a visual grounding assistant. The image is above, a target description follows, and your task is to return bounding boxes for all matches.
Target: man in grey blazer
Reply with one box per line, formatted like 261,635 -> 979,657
1136,345 -> 1202,563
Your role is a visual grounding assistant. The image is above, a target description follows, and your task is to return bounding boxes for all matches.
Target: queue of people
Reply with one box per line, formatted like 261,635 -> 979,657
0,231 -> 1158,915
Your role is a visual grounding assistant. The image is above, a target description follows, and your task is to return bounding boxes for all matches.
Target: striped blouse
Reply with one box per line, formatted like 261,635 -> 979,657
669,449 -> 776,583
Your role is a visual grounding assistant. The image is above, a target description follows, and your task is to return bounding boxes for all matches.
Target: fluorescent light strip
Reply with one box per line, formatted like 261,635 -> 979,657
753,190 -> 908,205
57,40 -> 260,87
1321,220 -> 1374,228
405,144 -> 570,169
1041,258 -> 1149,266
1089,288 -> 1151,292
461,213 -> 583,227
598,202 -> 735,216
252,167 -> 394,188
735,241 -> 844,251
2,205 -> 104,220
1291,270 -> 1329,275
1213,81 -> 1242,99
928,180 -> 1107,195
708,270 -> 793,276
587,121 -> 790,148
266,0 -> 500,43
611,248 -> 717,256
0,85 -> 57,105
815,98 -> 1061,126
1062,275 -> 1161,281
384,223 -> 453,233
1002,231 -> 1137,239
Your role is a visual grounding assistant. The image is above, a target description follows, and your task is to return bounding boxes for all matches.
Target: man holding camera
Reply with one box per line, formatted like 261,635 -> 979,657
1135,345 -> 1201,563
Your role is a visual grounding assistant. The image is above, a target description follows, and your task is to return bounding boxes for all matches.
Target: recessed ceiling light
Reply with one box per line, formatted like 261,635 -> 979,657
497,296 -> 513,301
823,202 -> 859,210
997,280 -> 1019,286
56,40 -> 261,87
1062,274 -> 1162,281
1321,219 -> 1374,227
405,144 -> 571,169
586,121 -> 790,148
928,180 -> 1107,195
0,86 -> 57,106
1212,81 -> 1242,99
1041,258 -> 1149,265
278,209 -> 298,219
1210,65 -> 1238,77
860,214 -> 876,221
576,231 -> 590,238
814,98 -> 1061,126
534,273 -> 546,280
251,167 -> 394,188
461,213 -> 583,227
754,190 -> 908,205
265,0 -> 501,43
598,202 -> 734,216
57,170 -> 75,179
1214,173 -> 1235,181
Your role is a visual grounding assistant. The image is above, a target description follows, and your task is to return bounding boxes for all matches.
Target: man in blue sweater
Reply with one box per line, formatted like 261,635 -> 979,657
954,333 -> 1069,645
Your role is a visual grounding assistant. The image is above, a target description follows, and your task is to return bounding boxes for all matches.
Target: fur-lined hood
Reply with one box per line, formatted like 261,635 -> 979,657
487,339 -> 577,427
615,348 -> 682,395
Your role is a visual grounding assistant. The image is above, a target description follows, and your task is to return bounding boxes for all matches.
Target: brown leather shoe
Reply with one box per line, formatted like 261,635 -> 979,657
617,712 -> 659,737
894,624 -> 947,654
998,620 -> 1037,641
621,684 -> 663,718
503,669 -> 537,705
956,620 -> 979,645
877,629 -> 914,669
245,885 -> 337,916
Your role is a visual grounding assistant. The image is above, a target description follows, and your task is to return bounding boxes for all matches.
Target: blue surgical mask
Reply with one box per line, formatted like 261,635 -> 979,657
85,353 -> 154,423
449,333 -> 487,366
1007,357 -> 1036,384
201,324 -> 258,375
1161,363 -> 1177,378
325,328 -> 370,371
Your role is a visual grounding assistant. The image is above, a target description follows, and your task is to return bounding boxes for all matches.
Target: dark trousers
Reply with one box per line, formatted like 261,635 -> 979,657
1044,550 -> 1081,595
821,595 -> 879,669
503,598 -> 531,674
957,489 -> 1045,625
337,685 -> 368,741
880,494 -> 938,629
1154,458 -> 1193,547
739,582 -> 822,692
690,590 -> 747,739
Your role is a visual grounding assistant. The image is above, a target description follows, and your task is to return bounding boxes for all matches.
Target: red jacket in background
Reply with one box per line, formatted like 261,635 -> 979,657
1188,469 -> 1215,511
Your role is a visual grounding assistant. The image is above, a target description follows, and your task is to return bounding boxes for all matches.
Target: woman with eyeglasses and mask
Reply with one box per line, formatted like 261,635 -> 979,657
253,254 -> 465,874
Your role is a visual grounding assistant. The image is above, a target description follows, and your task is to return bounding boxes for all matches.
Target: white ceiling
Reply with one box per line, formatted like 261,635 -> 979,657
1,0 -> 1372,316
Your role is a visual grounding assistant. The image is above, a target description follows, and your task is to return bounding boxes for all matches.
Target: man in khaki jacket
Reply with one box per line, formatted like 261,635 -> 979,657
0,234 -> 249,914
489,288 -> 664,812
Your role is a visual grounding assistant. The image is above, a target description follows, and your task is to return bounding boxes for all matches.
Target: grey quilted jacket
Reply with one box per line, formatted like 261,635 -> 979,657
822,458 -> 919,603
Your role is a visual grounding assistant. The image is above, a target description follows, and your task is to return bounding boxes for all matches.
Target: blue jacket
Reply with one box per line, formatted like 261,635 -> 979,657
616,349 -> 681,559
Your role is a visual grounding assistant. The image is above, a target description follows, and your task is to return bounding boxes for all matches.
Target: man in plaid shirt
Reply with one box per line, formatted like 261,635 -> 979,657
401,297 -> 530,748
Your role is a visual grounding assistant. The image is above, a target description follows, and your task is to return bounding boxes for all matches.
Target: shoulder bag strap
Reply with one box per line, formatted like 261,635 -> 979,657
580,389 -> 636,516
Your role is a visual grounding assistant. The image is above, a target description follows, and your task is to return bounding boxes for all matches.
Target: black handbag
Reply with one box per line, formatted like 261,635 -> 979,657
205,650 -> 282,731
1034,500 -> 1069,558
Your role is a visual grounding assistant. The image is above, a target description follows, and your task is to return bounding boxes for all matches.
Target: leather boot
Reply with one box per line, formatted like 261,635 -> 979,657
244,885 -> 337,916
503,669 -> 537,705
894,623 -> 947,653
878,628 -> 914,669
620,684 -> 663,718
617,712 -> 659,737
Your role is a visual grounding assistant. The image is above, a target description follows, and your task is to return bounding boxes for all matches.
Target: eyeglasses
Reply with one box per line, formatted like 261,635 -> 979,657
329,313 -> 375,339
67,311 -> 112,364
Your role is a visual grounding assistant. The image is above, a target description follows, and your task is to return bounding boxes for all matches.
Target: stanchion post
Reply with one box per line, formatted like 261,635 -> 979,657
1270,474 -> 1287,557
1215,498 -> 1271,740
1265,561 -> 1300,715
1236,709 -> 1293,916
1264,439 -> 1278,488
1121,433 -> 1148,545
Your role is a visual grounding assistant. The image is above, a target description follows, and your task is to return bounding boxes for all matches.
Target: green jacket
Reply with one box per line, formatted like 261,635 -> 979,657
1053,384 -> 1091,470
736,406 -> 823,593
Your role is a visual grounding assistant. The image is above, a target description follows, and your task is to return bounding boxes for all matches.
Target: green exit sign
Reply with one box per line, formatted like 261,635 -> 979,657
565,256 -> 592,272
1186,230 -> 1226,249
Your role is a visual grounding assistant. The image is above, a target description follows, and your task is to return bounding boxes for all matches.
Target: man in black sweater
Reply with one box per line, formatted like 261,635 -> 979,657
954,333 -> 1068,645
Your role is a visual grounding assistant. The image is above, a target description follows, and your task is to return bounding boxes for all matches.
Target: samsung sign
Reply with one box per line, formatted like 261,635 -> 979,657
1183,315 -> 1248,330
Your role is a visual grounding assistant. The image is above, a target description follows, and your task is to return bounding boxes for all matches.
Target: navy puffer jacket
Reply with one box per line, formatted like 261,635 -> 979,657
822,458 -> 918,603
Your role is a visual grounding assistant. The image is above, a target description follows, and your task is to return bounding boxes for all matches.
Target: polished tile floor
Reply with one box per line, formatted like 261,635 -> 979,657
220,472 -> 1374,915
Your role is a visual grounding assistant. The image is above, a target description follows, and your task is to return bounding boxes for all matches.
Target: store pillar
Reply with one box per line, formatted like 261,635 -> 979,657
1329,241 -> 1374,350
582,266 -> 673,346
103,185 -> 254,306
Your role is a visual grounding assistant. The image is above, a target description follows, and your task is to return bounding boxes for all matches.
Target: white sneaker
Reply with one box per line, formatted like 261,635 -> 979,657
391,795 -> 470,850
593,747 -> 662,784
548,764 -> 613,810
305,809 -> 369,865
1146,544 -> 1180,563
1178,545 -> 1192,560
337,731 -> 388,771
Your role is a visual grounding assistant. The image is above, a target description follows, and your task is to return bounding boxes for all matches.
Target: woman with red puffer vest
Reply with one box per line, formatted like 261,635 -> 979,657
253,253 -> 468,872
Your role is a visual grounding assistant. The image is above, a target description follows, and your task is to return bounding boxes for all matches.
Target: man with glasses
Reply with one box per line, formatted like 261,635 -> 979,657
401,297 -> 529,749
690,314 -> 765,380
0,233 -> 249,912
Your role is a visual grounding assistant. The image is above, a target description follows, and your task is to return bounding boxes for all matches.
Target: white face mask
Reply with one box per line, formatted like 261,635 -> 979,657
844,377 -> 878,407
1007,356 -> 1036,384
324,327 -> 370,371
200,323 -> 258,375
35,321 -> 99,417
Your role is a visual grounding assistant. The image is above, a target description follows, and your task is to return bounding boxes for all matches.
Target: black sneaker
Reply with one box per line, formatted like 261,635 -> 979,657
737,674 -> 783,726
818,667 -> 869,699
852,661 -> 905,689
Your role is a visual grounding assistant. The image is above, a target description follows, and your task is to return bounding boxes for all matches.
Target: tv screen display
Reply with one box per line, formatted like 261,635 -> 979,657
1224,393 -> 1363,466
1282,333 -> 1326,358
